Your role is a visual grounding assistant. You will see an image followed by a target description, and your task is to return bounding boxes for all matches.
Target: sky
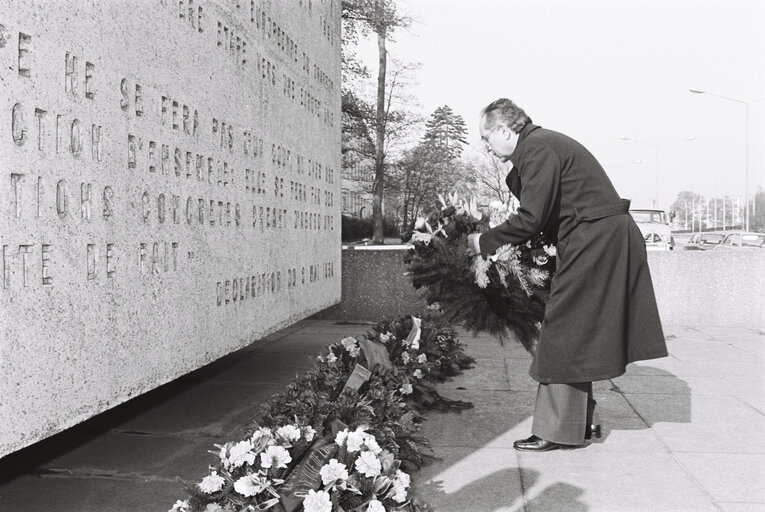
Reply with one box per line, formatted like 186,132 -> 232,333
354,0 -> 765,211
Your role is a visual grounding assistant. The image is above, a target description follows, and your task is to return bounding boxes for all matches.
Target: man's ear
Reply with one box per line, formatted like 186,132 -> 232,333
497,122 -> 512,140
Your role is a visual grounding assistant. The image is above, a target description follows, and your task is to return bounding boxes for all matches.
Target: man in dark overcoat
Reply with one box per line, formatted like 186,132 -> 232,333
467,98 -> 668,451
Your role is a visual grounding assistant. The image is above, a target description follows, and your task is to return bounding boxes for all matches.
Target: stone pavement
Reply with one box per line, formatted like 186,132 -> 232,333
0,321 -> 762,511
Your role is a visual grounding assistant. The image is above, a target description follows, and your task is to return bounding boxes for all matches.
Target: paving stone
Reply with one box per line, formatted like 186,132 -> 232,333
412,446 -> 526,512
674,453 -> 765,503
421,392 -> 534,449
518,452 -> 718,511
626,394 -> 765,453
0,476 -> 181,512
717,503 -> 765,512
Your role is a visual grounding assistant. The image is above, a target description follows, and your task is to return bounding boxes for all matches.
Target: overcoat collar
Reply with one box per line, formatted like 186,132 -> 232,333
509,123 -> 541,165
505,123 -> 541,199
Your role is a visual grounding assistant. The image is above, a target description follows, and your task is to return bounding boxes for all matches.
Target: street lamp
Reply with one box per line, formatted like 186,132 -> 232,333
689,88 -> 765,231
619,136 -> 696,209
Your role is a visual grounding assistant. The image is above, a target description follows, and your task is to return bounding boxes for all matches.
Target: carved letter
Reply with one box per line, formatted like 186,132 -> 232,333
42,244 -> 52,285
10,173 -> 24,218
18,33 -> 31,77
106,244 -> 115,277
120,78 -> 129,110
70,119 -> 82,156
85,62 -> 95,99
134,84 -> 143,116
56,179 -> 68,218
65,52 -> 76,94
128,134 -> 137,169
157,193 -> 166,223
34,108 -> 47,152
102,186 -> 114,220
12,102 -> 27,145
81,182 -> 92,220
87,244 -> 97,280
141,191 -> 150,222
19,245 -> 32,287
91,124 -> 102,162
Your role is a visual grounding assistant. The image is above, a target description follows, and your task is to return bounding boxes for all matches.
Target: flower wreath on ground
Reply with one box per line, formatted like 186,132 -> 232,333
172,315 -> 473,512
404,192 -> 557,352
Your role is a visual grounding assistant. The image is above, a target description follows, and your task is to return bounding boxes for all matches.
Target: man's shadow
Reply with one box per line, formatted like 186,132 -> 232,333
416,467 -> 587,512
592,365 -> 692,442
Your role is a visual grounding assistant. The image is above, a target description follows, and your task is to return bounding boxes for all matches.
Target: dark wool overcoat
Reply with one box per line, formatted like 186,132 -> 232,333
479,124 -> 668,383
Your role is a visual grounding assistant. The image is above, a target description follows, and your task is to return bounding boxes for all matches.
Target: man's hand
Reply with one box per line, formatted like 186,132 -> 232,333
466,233 -> 482,257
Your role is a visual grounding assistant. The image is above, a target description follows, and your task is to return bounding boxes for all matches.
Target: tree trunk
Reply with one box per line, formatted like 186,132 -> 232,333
372,21 -> 387,244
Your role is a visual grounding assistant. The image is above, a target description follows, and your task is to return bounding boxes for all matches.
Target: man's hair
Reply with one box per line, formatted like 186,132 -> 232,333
481,98 -> 532,134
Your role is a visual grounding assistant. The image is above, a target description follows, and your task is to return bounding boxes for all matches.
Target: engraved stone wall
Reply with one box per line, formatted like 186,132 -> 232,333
0,0 -> 341,457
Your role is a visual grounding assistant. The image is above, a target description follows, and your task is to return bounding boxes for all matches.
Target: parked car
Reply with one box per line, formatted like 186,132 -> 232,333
713,232 -> 765,250
630,209 -> 674,251
684,232 -> 725,250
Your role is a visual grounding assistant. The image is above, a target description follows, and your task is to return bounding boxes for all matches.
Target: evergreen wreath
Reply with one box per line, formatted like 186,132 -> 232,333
404,193 -> 557,352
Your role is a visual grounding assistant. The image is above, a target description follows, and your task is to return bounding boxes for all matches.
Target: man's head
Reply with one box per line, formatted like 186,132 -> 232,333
479,98 -> 532,161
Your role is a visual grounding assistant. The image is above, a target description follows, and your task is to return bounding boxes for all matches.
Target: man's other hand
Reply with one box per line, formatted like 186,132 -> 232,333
466,233 -> 482,257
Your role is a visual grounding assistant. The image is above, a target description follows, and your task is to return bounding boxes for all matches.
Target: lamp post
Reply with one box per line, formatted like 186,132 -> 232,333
689,89 -> 765,231
619,136 -> 695,209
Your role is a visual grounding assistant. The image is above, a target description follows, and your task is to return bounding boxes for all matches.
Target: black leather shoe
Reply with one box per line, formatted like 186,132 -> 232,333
585,424 -> 602,440
513,435 -> 565,452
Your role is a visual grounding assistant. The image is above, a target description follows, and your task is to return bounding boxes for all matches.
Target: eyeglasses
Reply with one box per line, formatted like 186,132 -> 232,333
481,125 -> 498,152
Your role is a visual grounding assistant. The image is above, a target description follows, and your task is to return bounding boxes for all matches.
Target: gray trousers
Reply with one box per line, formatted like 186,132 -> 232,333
531,382 -> 597,445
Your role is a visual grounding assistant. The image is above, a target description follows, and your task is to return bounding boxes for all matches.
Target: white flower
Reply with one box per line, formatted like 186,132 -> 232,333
234,473 -> 270,497
413,369 -> 423,379
335,428 -> 349,446
379,332 -> 392,343
327,351 -> 338,363
367,499 -> 386,512
303,425 -> 316,442
276,425 -> 301,442
198,471 -> 226,494
260,445 -> 292,469
399,383 -> 413,395
414,216 -> 427,229
363,436 -> 382,455
341,337 -> 361,357
303,489 -> 332,512
169,500 -> 190,512
417,354 -> 427,364
250,427 -> 274,446
543,244 -> 557,257
228,440 -> 256,468
346,428 -> 368,453
320,458 -> 349,486
392,470 -> 411,503
401,352 -> 411,364
355,451 -> 382,478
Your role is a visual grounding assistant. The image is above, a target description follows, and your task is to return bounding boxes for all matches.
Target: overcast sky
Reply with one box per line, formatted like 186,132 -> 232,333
355,0 -> 765,210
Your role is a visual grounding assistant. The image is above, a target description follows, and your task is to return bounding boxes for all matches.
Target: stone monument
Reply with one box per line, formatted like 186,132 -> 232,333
0,0 -> 341,457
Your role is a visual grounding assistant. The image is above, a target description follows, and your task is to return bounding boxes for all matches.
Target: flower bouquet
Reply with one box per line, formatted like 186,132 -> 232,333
302,426 -> 421,512
404,193 -> 556,352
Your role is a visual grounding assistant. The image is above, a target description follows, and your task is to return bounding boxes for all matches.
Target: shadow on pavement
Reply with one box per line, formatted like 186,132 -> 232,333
417,467 -> 587,512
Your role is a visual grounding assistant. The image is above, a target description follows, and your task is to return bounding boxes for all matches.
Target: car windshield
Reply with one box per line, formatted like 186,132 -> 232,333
742,234 -> 765,247
700,234 -> 724,244
631,211 -> 665,223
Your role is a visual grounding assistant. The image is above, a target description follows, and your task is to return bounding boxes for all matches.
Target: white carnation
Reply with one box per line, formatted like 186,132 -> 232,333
303,489 -> 332,512
413,369 -> 423,379
228,440 -> 256,468
319,458 -> 349,486
303,425 -> 316,442
401,352 -> 411,364
234,474 -> 269,497
367,499 -> 386,512
169,500 -> 190,512
341,336 -> 360,357
260,445 -> 292,469
354,451 -> 382,478
276,425 -> 301,442
198,471 -> 225,494
417,353 -> 427,364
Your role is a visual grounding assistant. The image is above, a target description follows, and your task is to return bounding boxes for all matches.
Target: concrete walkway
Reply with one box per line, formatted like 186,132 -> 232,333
0,321 -> 762,511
